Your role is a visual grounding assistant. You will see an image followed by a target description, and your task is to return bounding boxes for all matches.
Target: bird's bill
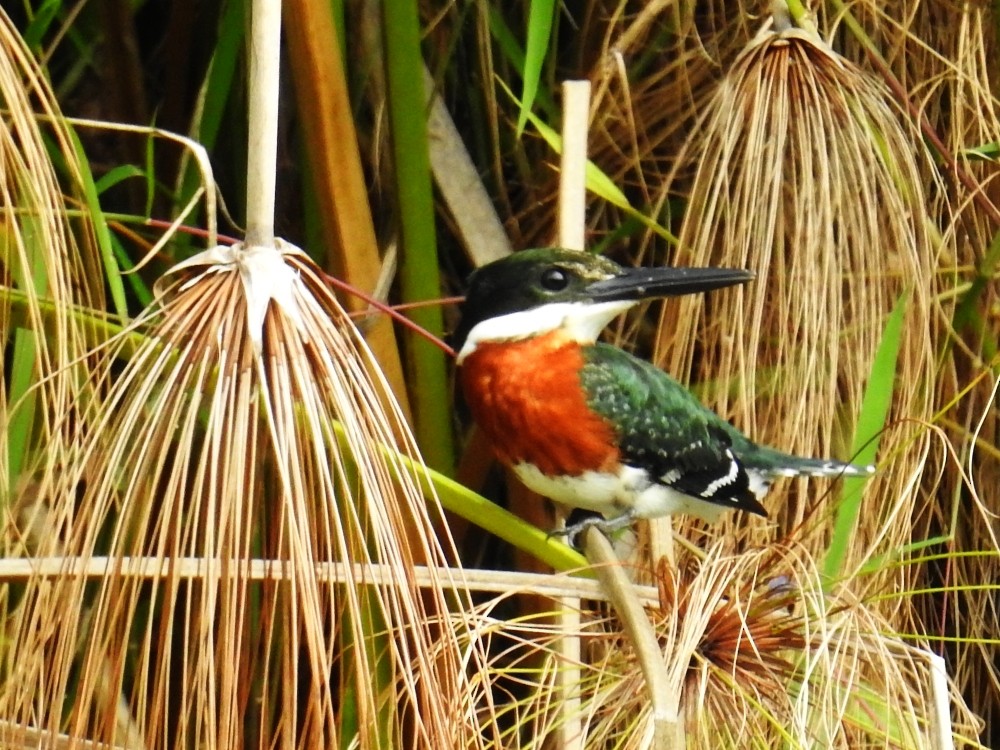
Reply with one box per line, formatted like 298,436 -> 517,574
584,266 -> 755,302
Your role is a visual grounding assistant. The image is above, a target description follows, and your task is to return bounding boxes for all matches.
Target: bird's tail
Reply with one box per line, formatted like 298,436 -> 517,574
747,447 -> 875,480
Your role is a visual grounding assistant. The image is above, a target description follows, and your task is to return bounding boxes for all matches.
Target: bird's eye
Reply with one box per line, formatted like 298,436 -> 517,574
540,267 -> 569,291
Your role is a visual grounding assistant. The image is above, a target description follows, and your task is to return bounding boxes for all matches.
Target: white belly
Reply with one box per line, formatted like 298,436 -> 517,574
513,463 -> 728,524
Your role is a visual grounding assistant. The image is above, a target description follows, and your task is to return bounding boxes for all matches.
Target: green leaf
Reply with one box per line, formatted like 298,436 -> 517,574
823,291 -> 908,581
144,133 -> 156,218
5,211 -> 48,492
68,127 -> 130,323
7,329 -> 38,491
109,232 -> 153,308
951,227 -> 1000,366
957,141 -> 999,161
21,0 -> 60,52
195,0 -> 245,150
93,164 -> 147,196
516,0 -> 557,137
486,8 -> 556,119
418,462 -> 589,572
332,419 -> 588,572
177,0 -> 246,238
857,535 -> 952,577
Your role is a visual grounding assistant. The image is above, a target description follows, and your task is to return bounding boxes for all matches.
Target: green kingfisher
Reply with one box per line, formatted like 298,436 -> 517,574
454,248 -> 874,538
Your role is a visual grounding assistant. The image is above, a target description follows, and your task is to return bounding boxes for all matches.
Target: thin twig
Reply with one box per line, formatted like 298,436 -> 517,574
0,555 -> 659,605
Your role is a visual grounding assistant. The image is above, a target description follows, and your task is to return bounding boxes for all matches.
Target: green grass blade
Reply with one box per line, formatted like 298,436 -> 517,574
7,329 -> 38,491
377,439 -> 588,573
823,291 -> 908,581
21,0 -> 60,54
109,233 -> 153,308
956,141 -> 999,161
68,128 -> 129,323
93,164 -> 146,196
144,132 -> 156,218
784,675 -> 919,746
516,0 -> 556,137
328,418 -> 587,571
177,0 -> 246,235
194,0 -> 246,150
486,7 -> 556,119
382,0 -> 455,474
952,227 -> 1000,366
5,211 -> 48,492
857,535 -> 953,577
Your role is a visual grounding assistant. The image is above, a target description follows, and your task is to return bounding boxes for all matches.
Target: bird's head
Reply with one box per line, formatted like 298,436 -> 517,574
454,248 -> 754,362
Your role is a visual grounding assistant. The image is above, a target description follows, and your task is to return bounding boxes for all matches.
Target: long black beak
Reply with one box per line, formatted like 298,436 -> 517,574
585,266 -> 755,302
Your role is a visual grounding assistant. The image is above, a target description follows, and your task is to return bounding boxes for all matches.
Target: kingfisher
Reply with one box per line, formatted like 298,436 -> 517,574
454,248 -> 874,539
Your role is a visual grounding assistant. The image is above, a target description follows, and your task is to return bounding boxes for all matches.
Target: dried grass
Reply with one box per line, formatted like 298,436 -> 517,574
461,2 -> 998,741
4,0 -> 1000,745
0,242 -> 491,749
0,6 -> 106,488
631,22 -> 934,597
451,539 -> 984,748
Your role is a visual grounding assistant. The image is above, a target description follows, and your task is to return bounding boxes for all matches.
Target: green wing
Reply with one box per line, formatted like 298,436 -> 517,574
579,343 -> 766,514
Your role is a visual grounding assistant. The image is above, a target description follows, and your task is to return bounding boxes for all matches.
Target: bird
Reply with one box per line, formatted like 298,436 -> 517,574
453,248 -> 874,540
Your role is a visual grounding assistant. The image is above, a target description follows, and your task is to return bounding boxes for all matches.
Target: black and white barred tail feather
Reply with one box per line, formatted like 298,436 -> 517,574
747,447 -> 875,480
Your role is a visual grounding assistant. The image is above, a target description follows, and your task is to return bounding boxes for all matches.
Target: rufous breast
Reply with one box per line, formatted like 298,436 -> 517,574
460,331 -> 620,477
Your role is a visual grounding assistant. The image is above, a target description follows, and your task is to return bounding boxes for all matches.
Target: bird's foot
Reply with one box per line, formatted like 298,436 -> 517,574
548,511 -> 636,548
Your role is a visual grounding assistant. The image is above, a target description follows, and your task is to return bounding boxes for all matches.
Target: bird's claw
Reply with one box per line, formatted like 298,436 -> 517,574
547,512 -> 637,549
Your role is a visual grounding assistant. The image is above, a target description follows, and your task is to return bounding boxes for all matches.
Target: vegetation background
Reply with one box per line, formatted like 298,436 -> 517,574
0,0 -> 997,747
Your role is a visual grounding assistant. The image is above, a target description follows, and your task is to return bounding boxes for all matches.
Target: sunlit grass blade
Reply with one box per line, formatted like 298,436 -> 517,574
516,0 -> 556,137
355,423 -> 588,573
824,291 -> 907,581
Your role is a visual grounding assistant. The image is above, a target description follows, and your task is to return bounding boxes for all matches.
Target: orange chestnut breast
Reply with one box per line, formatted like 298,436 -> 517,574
460,331 -> 620,476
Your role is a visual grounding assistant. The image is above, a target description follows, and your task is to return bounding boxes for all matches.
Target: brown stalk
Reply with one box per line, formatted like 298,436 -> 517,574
283,0 -> 413,423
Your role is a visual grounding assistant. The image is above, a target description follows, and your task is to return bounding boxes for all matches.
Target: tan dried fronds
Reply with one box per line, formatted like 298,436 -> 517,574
656,8 -> 1000,733
920,373 -> 1000,736
648,20 -> 935,572
846,0 -> 1000,730
451,541 -> 983,748
580,0 -> 1000,734
0,241 -> 489,749
0,7 -> 106,487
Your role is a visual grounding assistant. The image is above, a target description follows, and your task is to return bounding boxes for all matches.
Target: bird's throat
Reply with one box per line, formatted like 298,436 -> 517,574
456,300 -> 633,363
